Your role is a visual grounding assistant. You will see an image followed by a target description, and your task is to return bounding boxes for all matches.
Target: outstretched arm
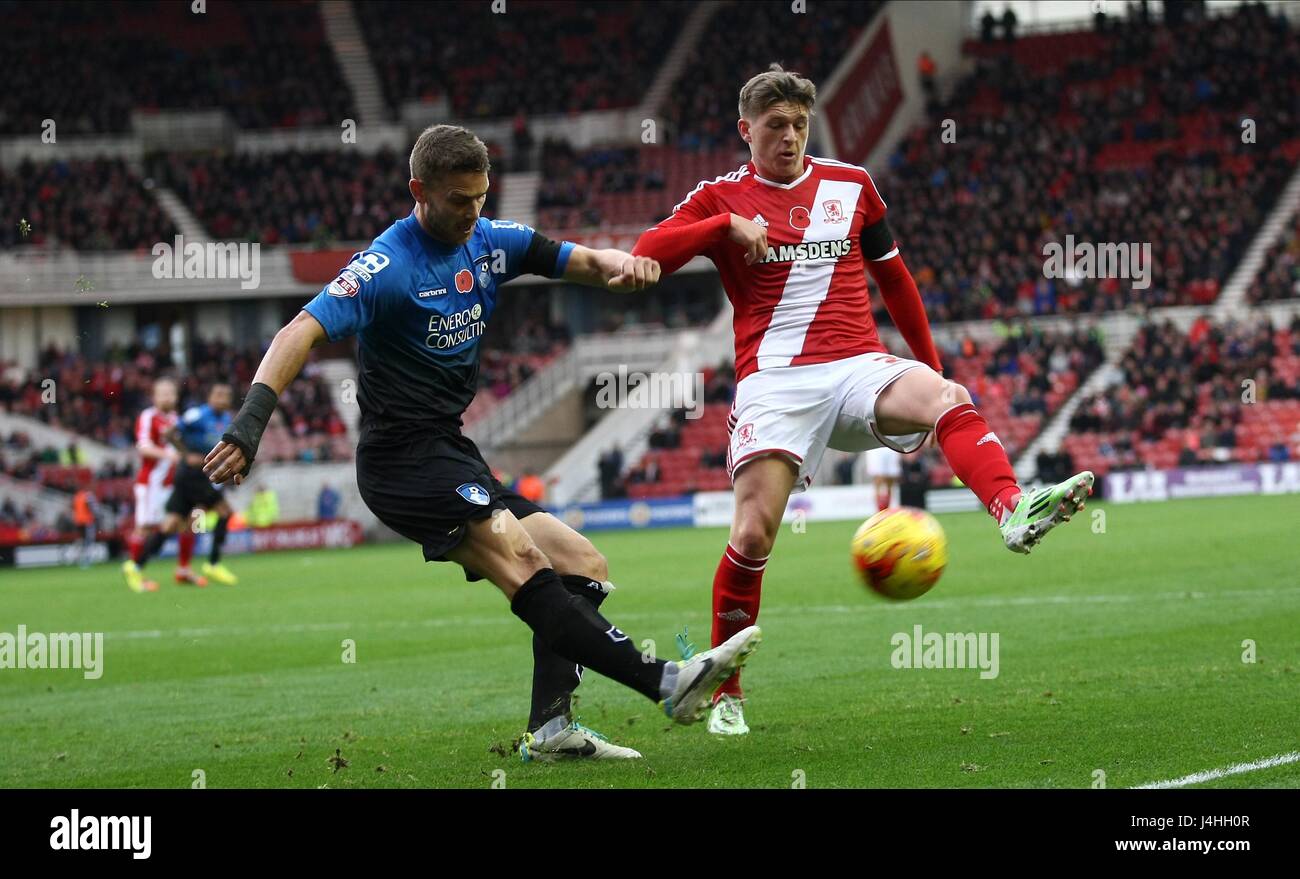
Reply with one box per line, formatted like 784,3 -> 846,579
860,216 -> 943,375
203,310 -> 327,485
563,244 -> 661,291
633,212 -> 766,273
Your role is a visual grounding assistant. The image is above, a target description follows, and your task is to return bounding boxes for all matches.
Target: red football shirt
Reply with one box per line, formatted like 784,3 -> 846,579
645,155 -> 896,382
134,407 -> 177,487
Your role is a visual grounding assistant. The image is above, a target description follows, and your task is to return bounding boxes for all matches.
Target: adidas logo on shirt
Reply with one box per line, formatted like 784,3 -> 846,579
751,214 -> 768,227
976,431 -> 1003,447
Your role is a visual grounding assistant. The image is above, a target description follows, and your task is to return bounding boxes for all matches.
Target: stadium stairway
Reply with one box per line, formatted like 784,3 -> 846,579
321,0 -> 390,127
1214,160 -> 1300,315
0,472 -> 80,526
1015,357 -> 1126,483
498,172 -> 541,229
152,187 -> 209,242
639,0 -> 726,119
542,303 -> 736,505
465,324 -> 704,456
0,413 -> 132,472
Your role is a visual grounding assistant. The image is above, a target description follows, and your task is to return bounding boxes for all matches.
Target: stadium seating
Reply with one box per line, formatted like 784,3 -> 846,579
537,142 -> 743,236
1247,215 -> 1300,304
0,0 -> 355,136
1063,315 -> 1300,477
0,158 -> 178,251
0,429 -> 135,538
355,0 -> 689,119
148,147 -> 502,246
664,0 -> 885,150
879,5 -> 1300,322
0,339 -> 350,459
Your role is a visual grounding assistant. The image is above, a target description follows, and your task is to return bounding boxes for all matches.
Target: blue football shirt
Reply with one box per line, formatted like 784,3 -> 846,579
176,404 -> 233,455
303,213 -> 573,439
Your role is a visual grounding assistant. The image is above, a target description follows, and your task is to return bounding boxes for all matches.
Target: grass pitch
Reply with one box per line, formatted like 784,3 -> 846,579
3,494 -> 1297,789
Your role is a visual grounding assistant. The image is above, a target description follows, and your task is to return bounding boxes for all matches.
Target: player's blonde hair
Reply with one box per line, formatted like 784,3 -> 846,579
409,124 -> 491,184
738,63 -> 817,120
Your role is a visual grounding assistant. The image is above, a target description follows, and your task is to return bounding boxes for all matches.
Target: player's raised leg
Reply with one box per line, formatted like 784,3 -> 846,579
874,368 -> 1093,554
707,454 -> 797,735
445,510 -> 761,727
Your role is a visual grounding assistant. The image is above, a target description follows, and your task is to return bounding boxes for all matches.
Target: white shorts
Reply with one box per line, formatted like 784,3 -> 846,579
727,351 -> 931,493
133,482 -> 172,528
865,445 -> 903,479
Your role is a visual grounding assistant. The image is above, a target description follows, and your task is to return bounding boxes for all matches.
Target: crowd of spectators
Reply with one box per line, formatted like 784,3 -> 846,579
0,338 -> 348,457
879,4 -> 1300,324
664,0 -> 884,150
1068,314 -> 1300,471
0,0 -> 355,136
537,139 -> 667,227
1,158 -> 177,251
148,147 -> 500,247
0,432 -> 134,538
1247,216 -> 1300,305
977,322 -> 1107,419
356,1 -> 687,120
601,361 -> 737,499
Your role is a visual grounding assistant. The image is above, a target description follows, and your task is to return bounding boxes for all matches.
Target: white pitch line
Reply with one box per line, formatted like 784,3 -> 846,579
1133,752 -> 1300,789
100,585 -> 1300,642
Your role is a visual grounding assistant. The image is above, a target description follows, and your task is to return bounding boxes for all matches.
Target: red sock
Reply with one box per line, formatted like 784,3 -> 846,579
129,532 -> 143,564
934,403 -> 1022,524
711,543 -> 767,700
178,529 -> 195,568
876,484 -> 892,512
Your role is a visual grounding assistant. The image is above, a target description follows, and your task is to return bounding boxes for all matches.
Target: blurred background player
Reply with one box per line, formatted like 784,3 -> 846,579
633,64 -> 1094,736
72,485 -> 98,569
862,446 -> 902,513
122,377 -> 180,593
131,382 -> 240,588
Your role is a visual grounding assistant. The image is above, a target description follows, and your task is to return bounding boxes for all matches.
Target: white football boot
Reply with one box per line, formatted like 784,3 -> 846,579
662,625 -> 762,725
707,693 -> 750,736
518,716 -> 641,762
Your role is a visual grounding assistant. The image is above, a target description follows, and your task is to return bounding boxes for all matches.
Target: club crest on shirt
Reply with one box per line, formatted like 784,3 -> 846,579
475,255 -> 492,289
735,422 -> 757,449
822,199 -> 845,223
456,483 -> 491,506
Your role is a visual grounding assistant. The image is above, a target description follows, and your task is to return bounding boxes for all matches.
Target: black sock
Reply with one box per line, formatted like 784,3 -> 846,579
138,530 -> 166,567
527,575 -> 611,732
209,515 -> 229,565
511,568 -> 666,703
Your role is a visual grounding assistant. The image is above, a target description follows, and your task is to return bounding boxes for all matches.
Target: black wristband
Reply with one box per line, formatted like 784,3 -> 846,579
221,382 -> 278,476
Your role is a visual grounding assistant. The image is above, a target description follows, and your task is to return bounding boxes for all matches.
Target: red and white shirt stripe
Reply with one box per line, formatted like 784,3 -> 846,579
660,155 -> 891,382
134,407 -> 177,488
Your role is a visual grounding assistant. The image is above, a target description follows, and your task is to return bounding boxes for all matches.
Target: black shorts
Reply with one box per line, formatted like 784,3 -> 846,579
164,463 -> 224,515
356,429 -> 544,571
